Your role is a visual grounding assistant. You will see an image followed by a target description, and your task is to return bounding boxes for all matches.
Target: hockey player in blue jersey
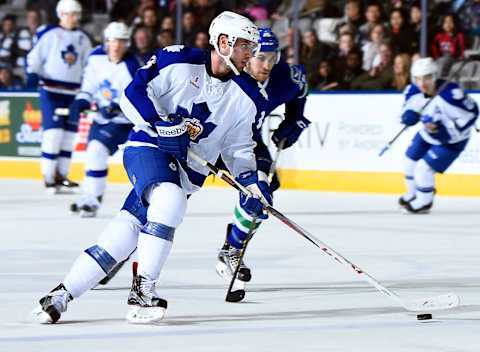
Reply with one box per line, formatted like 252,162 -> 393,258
215,28 -> 310,286
26,0 -> 92,193
32,11 -> 268,324
399,57 -> 478,213
69,22 -> 141,217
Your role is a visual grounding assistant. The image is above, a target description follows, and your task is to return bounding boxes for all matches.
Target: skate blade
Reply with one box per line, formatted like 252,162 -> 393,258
45,187 -> 59,195
80,210 -> 97,218
31,305 -> 53,324
126,305 -> 166,324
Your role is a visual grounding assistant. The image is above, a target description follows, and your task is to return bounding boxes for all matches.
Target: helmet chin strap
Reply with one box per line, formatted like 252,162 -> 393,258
214,40 -> 240,75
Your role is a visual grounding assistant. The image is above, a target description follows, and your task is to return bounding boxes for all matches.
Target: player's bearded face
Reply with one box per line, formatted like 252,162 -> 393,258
230,39 -> 257,71
60,12 -> 80,29
415,74 -> 435,95
247,51 -> 278,82
107,39 -> 128,63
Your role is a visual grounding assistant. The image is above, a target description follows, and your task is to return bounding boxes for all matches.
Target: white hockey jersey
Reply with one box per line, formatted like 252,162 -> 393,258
402,82 -> 479,145
76,46 -> 141,124
26,25 -> 92,95
120,45 -> 262,194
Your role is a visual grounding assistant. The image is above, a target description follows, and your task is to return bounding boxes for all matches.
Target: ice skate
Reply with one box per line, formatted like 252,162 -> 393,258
31,283 -> 73,324
126,275 -> 167,324
44,181 -> 59,195
216,241 -> 251,283
55,174 -> 79,193
398,195 -> 415,207
70,195 -> 101,217
402,200 -> 433,214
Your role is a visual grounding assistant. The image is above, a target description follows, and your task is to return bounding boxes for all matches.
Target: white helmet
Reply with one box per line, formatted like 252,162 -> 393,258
208,11 -> 259,75
104,22 -> 130,41
411,57 -> 438,79
56,0 -> 82,19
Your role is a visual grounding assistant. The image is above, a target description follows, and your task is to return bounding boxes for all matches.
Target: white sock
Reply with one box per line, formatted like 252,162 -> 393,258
57,131 -> 76,177
136,233 -> 173,280
83,140 -> 110,197
41,128 -> 63,183
63,253 -> 106,298
411,159 -> 435,209
403,157 -> 417,200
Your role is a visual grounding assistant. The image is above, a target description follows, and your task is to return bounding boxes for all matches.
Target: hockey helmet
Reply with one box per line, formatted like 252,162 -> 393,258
411,57 -> 437,79
208,11 -> 259,75
56,0 -> 82,19
104,22 -> 130,41
258,28 -> 279,53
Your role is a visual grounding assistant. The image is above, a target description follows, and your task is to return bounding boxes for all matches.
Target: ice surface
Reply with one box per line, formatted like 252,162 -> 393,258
0,180 -> 479,351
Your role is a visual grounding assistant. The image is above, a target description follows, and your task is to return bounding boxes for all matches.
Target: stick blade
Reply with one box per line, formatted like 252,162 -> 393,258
406,293 -> 460,311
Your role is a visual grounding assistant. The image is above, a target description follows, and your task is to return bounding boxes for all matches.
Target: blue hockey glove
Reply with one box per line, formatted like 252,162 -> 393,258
272,115 -> 311,149
99,102 -> 122,120
25,73 -> 39,90
155,113 -> 190,162
401,110 -> 420,126
69,99 -> 90,124
421,115 -> 450,143
236,170 -> 273,220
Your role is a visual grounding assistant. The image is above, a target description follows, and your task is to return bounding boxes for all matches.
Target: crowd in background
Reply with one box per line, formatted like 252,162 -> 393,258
0,0 -> 479,92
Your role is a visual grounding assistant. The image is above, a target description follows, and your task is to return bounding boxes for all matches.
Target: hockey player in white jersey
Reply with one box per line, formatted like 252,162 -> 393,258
398,57 -> 478,213
215,28 -> 310,289
69,22 -> 141,217
32,11 -> 269,324
26,0 -> 92,192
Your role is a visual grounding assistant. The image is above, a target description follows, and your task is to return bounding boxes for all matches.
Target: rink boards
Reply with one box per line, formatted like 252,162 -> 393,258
1,91 -> 480,196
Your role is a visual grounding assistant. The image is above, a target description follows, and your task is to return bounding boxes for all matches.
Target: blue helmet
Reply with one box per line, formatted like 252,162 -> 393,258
258,28 -> 279,52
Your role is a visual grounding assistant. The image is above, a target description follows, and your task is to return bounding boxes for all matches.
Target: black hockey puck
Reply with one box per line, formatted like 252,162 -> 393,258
416,313 -> 432,320
226,289 -> 245,302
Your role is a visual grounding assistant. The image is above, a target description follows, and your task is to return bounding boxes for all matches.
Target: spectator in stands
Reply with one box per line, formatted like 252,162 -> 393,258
351,42 -> 394,90
161,15 -> 175,32
339,47 -> 365,89
300,30 -> 330,84
361,23 -> 384,71
359,2 -> 384,44
0,14 -> 17,68
392,53 -> 411,90
141,6 -> 160,38
388,8 -> 416,55
157,29 -> 174,48
281,27 -> 302,64
14,9 -> 42,71
193,0 -> 222,32
194,31 -> 209,49
431,13 -> 465,60
0,64 -> 23,90
457,0 -> 480,46
131,25 -> 155,64
409,2 -> 421,53
182,11 -> 200,47
337,0 -> 364,38
333,31 -> 357,72
311,59 -> 339,90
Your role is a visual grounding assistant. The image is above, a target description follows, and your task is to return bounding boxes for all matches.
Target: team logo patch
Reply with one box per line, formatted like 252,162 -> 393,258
100,80 -> 117,101
61,44 -> 78,66
185,118 -> 203,140
289,64 -> 306,91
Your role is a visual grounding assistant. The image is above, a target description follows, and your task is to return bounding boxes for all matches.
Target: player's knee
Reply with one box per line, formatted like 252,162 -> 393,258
96,210 -> 142,261
147,182 -> 187,228
86,140 -> 110,170
41,129 -> 64,152
84,244 -> 118,274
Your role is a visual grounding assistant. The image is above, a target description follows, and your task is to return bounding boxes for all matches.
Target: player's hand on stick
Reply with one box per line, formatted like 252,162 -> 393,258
99,102 -> 121,120
155,113 -> 190,162
272,116 -> 310,149
236,170 -> 272,219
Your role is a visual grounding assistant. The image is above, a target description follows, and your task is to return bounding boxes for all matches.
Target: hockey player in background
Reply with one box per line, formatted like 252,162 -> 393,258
399,57 -> 478,213
215,28 -> 311,288
69,22 -> 141,217
26,0 -> 92,193
32,11 -> 269,324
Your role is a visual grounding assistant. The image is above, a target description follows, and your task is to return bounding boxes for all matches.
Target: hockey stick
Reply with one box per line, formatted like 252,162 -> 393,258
378,55 -> 480,157
268,139 -> 285,183
225,217 -> 257,302
189,150 -> 459,312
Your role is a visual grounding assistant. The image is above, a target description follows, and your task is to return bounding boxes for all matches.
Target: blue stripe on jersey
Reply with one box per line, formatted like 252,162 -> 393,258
182,163 -> 207,187
36,24 -> 58,41
128,129 -> 157,145
439,82 -> 479,113
403,84 -> 421,102
89,45 -> 106,56
123,53 -> 141,77
41,78 -> 81,89
155,46 -> 207,71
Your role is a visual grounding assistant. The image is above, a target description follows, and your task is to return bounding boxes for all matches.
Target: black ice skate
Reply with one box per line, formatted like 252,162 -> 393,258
402,201 -> 433,214
126,275 -> 168,324
55,174 -> 79,193
44,181 -> 59,195
398,195 -> 415,207
216,224 -> 252,283
70,196 -> 102,218
31,283 -> 73,324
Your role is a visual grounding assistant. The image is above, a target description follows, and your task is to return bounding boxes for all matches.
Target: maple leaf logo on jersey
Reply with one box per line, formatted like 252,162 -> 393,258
100,80 -> 118,101
61,44 -> 78,66
176,103 -> 216,143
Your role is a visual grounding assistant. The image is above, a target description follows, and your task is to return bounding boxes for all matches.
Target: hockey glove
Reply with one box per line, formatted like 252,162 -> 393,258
99,102 -> 122,120
236,170 -> 273,220
69,99 -> 90,124
155,113 -> 190,162
421,115 -> 450,143
401,110 -> 420,126
272,115 -> 311,149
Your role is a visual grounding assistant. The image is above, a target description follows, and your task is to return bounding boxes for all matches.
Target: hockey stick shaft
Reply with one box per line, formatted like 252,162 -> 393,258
378,57 -> 477,157
225,217 -> 257,301
189,150 -> 458,311
268,139 -> 285,183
